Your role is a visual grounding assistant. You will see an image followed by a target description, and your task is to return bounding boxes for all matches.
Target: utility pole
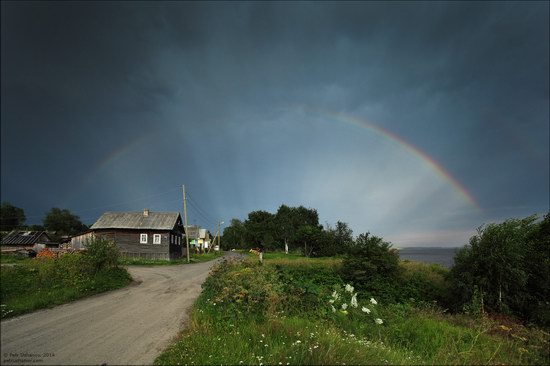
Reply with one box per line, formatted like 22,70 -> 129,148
182,185 -> 190,263
217,221 -> 221,249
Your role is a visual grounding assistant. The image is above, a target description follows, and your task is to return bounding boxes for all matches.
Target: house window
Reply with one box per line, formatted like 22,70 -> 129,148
153,234 -> 161,244
140,234 -> 148,244
177,236 -> 180,245
170,234 -> 174,244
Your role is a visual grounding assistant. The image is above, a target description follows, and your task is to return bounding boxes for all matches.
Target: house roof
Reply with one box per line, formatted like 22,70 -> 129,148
91,211 -> 181,231
1,231 -> 51,245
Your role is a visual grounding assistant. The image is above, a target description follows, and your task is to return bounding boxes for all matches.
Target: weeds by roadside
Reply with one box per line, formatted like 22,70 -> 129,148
118,251 -> 223,266
155,258 -> 549,365
0,238 -> 131,319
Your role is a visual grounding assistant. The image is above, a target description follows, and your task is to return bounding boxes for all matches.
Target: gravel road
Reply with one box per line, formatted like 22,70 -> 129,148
0,254 -> 232,365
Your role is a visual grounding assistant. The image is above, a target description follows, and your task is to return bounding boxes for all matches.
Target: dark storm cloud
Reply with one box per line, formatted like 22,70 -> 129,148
1,1 -> 548,244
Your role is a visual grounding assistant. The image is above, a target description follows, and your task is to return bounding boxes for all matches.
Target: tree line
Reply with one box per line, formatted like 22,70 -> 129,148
223,205 -> 549,327
0,202 -> 88,241
221,204 -> 355,256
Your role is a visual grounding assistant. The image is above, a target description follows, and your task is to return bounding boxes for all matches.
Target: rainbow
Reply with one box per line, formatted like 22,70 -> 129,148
308,108 -> 481,210
61,133 -> 151,207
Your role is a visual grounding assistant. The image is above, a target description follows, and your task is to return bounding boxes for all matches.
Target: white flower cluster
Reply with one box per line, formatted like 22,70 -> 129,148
329,284 -> 383,325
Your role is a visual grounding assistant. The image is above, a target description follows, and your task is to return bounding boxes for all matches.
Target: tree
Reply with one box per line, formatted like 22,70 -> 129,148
523,214 -> 550,325
321,221 -> 354,256
272,205 -> 321,253
27,224 -> 45,231
43,208 -> 88,239
340,232 -> 400,297
449,214 -> 549,325
221,219 -> 247,250
296,225 -> 326,257
274,205 -> 294,253
0,202 -> 26,231
244,210 -> 275,249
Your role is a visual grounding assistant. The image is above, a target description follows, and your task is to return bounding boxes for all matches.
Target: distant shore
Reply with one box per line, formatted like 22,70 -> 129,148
396,246 -> 461,268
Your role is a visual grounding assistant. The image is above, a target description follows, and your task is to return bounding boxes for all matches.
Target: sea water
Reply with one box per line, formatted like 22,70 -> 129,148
397,247 -> 461,268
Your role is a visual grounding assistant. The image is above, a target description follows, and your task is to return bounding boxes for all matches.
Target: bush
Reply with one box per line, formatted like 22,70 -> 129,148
398,261 -> 450,306
340,233 -> 400,303
201,259 -> 285,321
1,251 -> 131,319
85,237 -> 120,273
448,214 -> 550,327
271,258 -> 343,315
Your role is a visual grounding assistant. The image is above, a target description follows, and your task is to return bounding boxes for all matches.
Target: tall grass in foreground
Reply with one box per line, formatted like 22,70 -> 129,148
155,258 -> 549,365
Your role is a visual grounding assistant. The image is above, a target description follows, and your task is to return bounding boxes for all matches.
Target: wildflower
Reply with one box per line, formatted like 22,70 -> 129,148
345,284 -> 354,293
341,303 -> 348,310
350,294 -> 358,308
361,306 -> 371,314
328,299 -> 335,304
370,298 -> 378,305
331,290 -> 340,300
375,318 -> 383,325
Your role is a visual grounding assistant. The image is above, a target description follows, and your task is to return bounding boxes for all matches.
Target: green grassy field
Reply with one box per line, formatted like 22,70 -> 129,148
1,253 -> 131,319
118,251 -> 223,265
0,251 -> 223,319
155,257 -> 549,365
0,254 -> 32,264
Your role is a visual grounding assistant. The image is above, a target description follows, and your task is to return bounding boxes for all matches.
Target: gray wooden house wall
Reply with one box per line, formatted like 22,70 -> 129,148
94,229 -> 184,260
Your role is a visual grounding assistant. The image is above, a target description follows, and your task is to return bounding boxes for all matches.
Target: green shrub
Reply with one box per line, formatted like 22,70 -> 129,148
340,233 -> 400,303
271,258 -> 343,315
398,261 -> 451,306
448,214 -> 550,327
85,236 -> 120,273
1,251 -> 131,319
201,259 -> 285,321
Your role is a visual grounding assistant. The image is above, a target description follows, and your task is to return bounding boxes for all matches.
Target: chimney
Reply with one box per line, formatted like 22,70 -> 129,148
143,208 -> 149,217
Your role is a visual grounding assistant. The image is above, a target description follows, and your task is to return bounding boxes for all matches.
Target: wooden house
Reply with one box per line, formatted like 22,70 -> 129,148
90,209 -> 184,260
70,230 -> 95,250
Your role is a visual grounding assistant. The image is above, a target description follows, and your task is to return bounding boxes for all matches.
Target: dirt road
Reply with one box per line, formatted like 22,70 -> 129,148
0,254 -> 231,365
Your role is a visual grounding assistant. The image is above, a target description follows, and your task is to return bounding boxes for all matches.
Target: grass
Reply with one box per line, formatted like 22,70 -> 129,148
0,250 -> 223,318
0,254 -> 33,264
1,254 -> 132,319
118,251 -> 223,265
155,257 -> 549,365
247,251 -> 344,262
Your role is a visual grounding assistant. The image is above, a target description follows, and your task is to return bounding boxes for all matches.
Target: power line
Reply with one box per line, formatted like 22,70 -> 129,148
186,199 -> 216,226
187,193 -> 218,224
186,203 -> 216,227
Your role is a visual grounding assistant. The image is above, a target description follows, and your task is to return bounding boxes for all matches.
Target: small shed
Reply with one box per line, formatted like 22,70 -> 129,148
1,231 -> 54,251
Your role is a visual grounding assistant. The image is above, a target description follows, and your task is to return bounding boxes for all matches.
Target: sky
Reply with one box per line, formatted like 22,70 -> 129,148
1,1 -> 548,247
